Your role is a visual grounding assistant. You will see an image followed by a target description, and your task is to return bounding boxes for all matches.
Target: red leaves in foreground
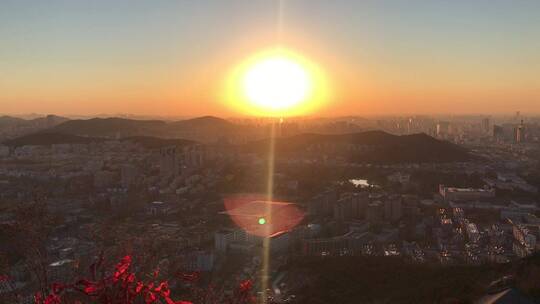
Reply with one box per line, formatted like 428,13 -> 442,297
238,280 -> 252,293
34,255 -> 193,304
34,292 -> 62,304
232,280 -> 254,304
33,255 -> 254,304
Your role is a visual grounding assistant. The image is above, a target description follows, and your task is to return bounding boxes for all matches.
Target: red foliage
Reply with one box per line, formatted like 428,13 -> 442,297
33,255 -> 193,304
233,280 -> 255,304
32,255 -> 254,304
238,280 -> 252,293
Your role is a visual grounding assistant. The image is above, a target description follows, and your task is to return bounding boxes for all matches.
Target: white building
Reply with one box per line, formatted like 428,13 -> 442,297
387,172 -> 410,185
466,222 -> 480,243
439,185 -> 495,201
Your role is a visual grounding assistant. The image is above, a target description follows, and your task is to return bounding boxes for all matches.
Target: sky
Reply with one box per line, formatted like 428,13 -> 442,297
1,0 -> 539,117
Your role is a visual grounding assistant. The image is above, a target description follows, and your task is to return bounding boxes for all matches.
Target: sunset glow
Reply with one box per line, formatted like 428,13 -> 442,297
224,48 -> 329,117
243,56 -> 310,111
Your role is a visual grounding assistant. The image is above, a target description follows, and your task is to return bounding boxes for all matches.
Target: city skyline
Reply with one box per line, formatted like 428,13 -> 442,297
1,0 -> 540,116
3,2 -> 540,304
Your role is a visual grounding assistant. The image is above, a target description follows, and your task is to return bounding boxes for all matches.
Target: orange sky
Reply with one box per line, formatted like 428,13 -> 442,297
1,1 -> 539,117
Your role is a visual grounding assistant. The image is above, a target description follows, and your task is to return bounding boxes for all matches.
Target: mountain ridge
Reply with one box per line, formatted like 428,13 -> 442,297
43,116 -> 237,141
247,130 -> 472,163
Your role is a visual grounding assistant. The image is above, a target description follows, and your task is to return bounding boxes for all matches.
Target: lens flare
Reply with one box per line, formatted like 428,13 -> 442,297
222,194 -> 304,237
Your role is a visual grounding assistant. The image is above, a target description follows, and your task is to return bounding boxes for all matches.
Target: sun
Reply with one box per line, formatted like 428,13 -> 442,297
223,48 -> 328,116
243,56 -> 310,111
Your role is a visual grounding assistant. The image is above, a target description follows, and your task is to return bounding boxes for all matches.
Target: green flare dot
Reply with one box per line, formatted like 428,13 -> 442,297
258,217 -> 266,225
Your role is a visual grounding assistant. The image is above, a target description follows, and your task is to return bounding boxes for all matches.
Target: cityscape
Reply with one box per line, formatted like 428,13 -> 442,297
1,114 -> 540,303
1,1 -> 540,304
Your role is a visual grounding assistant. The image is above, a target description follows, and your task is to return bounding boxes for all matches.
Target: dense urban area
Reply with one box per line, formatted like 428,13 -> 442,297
1,113 -> 540,303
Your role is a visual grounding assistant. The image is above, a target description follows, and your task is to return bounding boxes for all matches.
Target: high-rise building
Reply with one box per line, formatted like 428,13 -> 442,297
436,121 -> 450,138
350,192 -> 370,219
159,146 -> 178,179
308,190 -> 338,217
181,251 -> 214,272
384,196 -> 402,221
183,145 -> 206,168
214,228 -> 247,252
482,117 -> 490,134
333,198 -> 350,221
334,192 -> 369,220
402,195 -> 420,220
366,201 -> 383,222
515,120 -> 525,143
493,125 -> 504,141
121,164 -> 139,189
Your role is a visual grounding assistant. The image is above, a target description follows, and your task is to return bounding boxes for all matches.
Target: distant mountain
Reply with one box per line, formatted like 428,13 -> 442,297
3,132 -> 196,149
46,116 -> 241,142
3,132 -> 104,147
0,116 -> 27,128
30,114 -> 70,127
167,116 -> 241,141
169,116 -> 236,130
47,117 -> 167,138
0,114 -> 69,127
248,131 -> 472,163
0,115 -> 70,140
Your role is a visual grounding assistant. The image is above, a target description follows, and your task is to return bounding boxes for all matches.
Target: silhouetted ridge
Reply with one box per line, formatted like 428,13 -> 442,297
47,118 -> 166,137
45,116 -> 239,141
0,114 -> 68,129
248,131 -> 471,163
0,116 -> 26,127
169,116 -> 237,130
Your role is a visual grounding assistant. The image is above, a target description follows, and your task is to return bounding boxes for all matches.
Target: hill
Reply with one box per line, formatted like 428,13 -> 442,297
0,115 -> 27,128
29,114 -> 70,127
0,114 -> 69,132
45,116 -> 240,142
2,132 -> 104,146
169,115 -> 236,130
3,133 -> 196,149
167,116 -> 241,141
247,131 -> 472,163
47,117 -> 167,137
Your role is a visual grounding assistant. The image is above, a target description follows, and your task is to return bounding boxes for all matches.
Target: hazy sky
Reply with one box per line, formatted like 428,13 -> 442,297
1,0 -> 539,116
